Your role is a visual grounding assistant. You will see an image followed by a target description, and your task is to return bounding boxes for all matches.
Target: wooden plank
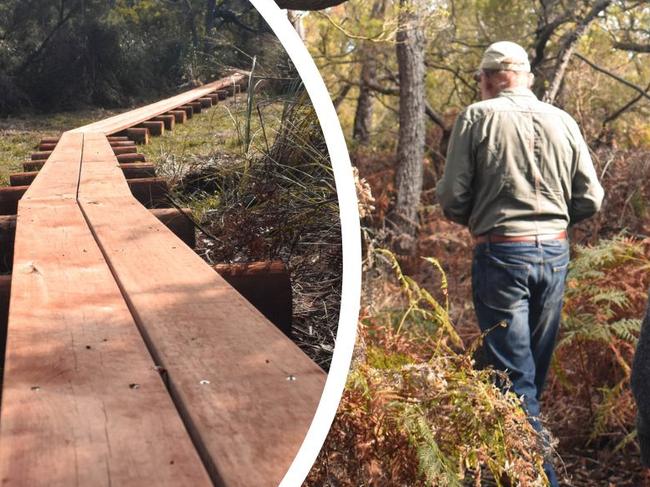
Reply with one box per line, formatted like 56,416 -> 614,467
198,97 -> 213,109
125,128 -> 149,145
117,153 -> 146,163
23,132 -> 83,202
0,208 -> 192,273
77,195 -> 326,487
113,146 -> 138,156
0,201 -> 213,487
72,74 -> 245,135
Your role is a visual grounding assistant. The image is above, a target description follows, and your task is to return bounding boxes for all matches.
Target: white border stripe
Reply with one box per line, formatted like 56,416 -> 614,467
248,1 -> 361,486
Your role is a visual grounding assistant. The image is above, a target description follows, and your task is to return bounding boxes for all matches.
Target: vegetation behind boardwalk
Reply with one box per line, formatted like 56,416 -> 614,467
0,0 -> 286,113
301,0 -> 650,485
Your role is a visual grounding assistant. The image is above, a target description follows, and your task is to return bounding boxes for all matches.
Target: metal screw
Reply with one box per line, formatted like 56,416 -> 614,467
31,386 -> 40,391
286,375 -> 296,382
129,383 -> 140,390
199,380 -> 210,385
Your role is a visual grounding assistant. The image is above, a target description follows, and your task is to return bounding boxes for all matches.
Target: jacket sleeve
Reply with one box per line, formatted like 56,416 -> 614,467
569,125 -> 604,225
436,113 -> 474,226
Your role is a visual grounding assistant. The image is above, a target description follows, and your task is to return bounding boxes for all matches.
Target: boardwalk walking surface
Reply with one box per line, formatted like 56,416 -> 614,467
0,74 -> 327,487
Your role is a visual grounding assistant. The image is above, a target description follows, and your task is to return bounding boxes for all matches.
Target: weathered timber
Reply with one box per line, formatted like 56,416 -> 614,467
206,93 -> 219,104
117,153 -> 146,163
110,141 -> 137,148
37,143 -> 57,151
127,177 -> 169,208
112,146 -> 138,156
0,187 -> 28,215
150,208 -> 195,248
138,121 -> 165,137
215,90 -> 228,100
125,128 -> 150,145
119,163 -> 156,179
22,161 -> 43,172
198,97 -> 213,109
9,172 -> 37,187
0,216 -> 16,273
214,261 -> 292,337
30,152 -> 51,161
188,101 -> 202,113
168,110 -> 187,123
152,115 -> 175,130
178,106 -> 194,119
0,201 -> 213,487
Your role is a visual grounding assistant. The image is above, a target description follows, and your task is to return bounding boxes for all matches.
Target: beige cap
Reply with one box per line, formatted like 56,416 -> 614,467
479,41 -> 530,72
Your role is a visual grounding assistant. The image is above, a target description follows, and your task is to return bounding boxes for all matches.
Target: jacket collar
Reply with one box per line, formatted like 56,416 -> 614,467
498,87 -> 538,98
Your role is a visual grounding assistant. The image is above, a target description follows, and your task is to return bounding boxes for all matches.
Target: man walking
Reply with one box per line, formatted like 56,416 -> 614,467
436,41 -> 604,485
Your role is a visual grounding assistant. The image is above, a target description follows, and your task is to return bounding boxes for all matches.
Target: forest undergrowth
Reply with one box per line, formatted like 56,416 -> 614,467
309,146 -> 650,486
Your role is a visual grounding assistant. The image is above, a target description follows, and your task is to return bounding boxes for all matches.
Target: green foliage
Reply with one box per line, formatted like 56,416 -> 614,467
552,236 -> 649,445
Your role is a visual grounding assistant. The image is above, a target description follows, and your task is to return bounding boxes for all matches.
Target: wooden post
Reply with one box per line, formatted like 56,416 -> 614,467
0,216 -> 16,273
23,161 -> 44,172
119,163 -> 156,179
152,115 -> 175,131
39,137 -> 61,144
206,93 -> 219,104
216,90 -> 228,100
127,177 -> 169,208
112,146 -> 138,156
138,121 -> 165,137
168,110 -> 187,123
198,97 -> 213,109
9,172 -> 37,187
125,128 -> 150,145
188,101 -> 203,113
213,261 -> 292,337
110,141 -> 136,148
0,187 -> 28,215
178,105 -> 194,119
38,143 -> 57,151
117,153 -> 146,163
31,151 -> 51,161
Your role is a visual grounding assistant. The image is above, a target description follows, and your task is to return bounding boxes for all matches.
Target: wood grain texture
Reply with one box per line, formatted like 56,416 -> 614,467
0,201 -> 212,487
78,195 -> 326,487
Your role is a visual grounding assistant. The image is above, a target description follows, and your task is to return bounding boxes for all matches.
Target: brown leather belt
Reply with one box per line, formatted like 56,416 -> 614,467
474,230 -> 567,244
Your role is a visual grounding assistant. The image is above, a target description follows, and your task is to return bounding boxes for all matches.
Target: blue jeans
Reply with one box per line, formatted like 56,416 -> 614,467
472,239 -> 570,486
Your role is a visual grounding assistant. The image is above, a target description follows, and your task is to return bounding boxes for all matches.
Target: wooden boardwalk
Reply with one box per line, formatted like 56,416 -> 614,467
0,74 -> 326,486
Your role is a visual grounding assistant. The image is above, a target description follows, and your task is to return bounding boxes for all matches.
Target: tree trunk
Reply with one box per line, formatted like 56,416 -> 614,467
543,0 -> 611,104
390,0 -> 426,255
352,0 -> 386,145
352,59 -> 375,144
287,11 -> 305,40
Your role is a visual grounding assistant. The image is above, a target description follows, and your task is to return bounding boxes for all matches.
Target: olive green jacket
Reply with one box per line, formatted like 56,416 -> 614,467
435,88 -> 604,236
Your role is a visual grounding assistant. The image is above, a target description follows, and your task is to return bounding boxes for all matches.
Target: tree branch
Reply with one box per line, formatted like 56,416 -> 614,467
574,52 -> 650,101
613,41 -> 650,53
